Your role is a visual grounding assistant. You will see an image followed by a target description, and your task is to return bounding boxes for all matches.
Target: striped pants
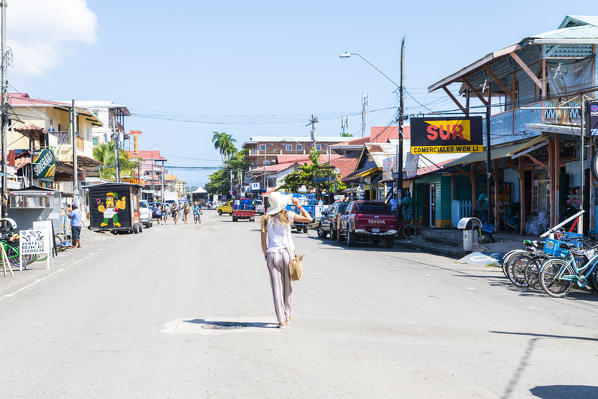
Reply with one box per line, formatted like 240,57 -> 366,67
266,248 -> 292,324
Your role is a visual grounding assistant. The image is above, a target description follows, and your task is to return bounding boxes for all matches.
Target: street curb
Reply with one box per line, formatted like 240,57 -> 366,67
394,239 -> 464,258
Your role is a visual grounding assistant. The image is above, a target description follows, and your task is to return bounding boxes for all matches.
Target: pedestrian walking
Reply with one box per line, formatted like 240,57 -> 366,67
260,192 -> 312,328
183,202 -> 190,223
172,203 -> 180,224
162,204 -> 169,223
68,203 -> 83,248
154,204 -> 163,225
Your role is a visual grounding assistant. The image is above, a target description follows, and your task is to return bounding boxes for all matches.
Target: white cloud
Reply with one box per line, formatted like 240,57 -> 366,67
7,0 -> 97,76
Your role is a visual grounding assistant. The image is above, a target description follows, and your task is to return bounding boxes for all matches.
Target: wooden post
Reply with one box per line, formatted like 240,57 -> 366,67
519,157 -> 526,234
554,134 -> 560,223
541,59 -> 547,99
471,163 -> 477,213
494,159 -> 499,229
548,137 -> 555,226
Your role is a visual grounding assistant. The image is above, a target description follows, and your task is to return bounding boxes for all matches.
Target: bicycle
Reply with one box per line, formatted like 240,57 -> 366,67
194,210 -> 201,224
539,242 -> 598,298
397,219 -> 417,239
54,233 -> 72,252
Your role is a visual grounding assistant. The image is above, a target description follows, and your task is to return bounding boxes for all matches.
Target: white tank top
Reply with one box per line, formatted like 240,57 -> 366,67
266,212 -> 295,253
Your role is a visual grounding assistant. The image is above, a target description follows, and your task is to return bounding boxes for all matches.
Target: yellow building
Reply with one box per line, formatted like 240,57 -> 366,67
8,93 -> 102,192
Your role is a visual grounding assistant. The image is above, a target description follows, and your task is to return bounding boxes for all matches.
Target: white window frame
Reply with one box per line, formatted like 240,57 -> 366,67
316,144 -> 322,151
285,144 -> 292,151
259,144 -> 266,151
296,144 -> 303,151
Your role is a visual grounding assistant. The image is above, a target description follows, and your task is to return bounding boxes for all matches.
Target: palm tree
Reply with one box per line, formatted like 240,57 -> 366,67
212,131 -> 237,162
93,142 -> 139,181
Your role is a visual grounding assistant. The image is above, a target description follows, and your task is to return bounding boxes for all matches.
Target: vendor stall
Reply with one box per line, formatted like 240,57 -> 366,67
86,183 -> 143,234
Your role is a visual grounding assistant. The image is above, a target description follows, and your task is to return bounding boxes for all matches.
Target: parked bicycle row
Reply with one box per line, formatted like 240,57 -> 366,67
501,227 -> 598,298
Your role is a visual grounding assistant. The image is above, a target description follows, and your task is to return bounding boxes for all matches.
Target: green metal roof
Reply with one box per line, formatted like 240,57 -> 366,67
527,25 -> 598,43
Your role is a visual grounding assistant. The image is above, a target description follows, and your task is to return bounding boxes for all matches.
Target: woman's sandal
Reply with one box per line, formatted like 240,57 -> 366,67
278,323 -> 286,329
285,318 -> 291,325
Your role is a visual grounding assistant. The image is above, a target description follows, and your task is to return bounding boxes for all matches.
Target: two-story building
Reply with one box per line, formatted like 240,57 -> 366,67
8,93 -> 103,193
242,136 -> 348,168
73,100 -> 131,148
423,15 -> 598,233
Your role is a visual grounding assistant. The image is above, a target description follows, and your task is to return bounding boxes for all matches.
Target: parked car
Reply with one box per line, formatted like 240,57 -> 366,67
338,201 -> 397,247
216,201 -> 233,216
254,199 -> 265,215
139,200 -> 153,228
317,201 -> 349,240
232,198 -> 256,222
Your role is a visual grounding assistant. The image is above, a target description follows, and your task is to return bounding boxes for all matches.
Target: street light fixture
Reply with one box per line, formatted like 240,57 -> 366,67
339,46 -> 405,221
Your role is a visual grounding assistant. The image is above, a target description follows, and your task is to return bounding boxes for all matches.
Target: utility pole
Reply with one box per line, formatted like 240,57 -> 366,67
395,37 -> 405,221
230,170 -> 234,198
160,161 -> 165,202
579,98 -> 585,234
113,132 -> 120,183
361,93 -> 368,137
151,158 -> 155,197
0,0 -> 7,218
71,99 -> 78,200
263,147 -> 266,190
308,114 -> 318,150
485,91 -> 492,226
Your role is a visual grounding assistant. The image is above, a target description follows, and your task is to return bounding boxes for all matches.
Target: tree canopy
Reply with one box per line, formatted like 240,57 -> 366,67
279,150 -> 346,196
93,142 -> 140,181
212,131 -> 237,162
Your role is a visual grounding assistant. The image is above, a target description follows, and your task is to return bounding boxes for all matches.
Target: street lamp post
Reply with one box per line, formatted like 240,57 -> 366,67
340,48 -> 405,219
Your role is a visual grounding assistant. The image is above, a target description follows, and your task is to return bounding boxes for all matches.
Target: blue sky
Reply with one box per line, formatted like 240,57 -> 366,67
9,0 -> 598,186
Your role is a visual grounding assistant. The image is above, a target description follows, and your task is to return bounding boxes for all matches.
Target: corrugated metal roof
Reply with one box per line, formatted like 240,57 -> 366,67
559,15 -> 598,29
527,25 -> 598,43
443,136 -> 547,167
246,136 -> 347,143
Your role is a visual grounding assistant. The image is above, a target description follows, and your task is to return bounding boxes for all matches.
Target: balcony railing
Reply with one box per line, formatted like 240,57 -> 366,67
484,100 -> 582,145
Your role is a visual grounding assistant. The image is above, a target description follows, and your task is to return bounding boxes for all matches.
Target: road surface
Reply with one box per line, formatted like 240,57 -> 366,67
1,211 -> 597,398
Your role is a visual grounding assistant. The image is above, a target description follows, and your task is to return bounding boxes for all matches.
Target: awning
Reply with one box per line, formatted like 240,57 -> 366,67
526,123 -> 582,136
357,167 -> 379,178
443,136 -> 548,167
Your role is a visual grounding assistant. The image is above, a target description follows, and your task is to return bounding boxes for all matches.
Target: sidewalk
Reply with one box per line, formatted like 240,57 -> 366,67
394,227 -> 535,259
0,229 -> 116,300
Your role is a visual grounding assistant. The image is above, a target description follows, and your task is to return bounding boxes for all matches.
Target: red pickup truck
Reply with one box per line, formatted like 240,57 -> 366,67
232,198 -> 256,222
338,201 -> 397,248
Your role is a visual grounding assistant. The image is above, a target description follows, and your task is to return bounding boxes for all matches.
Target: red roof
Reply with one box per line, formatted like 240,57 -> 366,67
256,161 -> 298,173
334,126 -> 410,146
330,156 -> 360,179
8,93 -> 68,107
276,154 -> 342,164
127,150 -> 167,161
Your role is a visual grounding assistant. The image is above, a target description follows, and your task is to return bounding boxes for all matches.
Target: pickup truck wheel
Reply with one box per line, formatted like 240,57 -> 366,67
218,209 -> 223,216
232,216 -> 237,222
330,227 -> 337,241
317,223 -> 326,238
385,236 -> 394,248
373,239 -> 380,247
346,230 -> 355,247
303,226 -> 308,234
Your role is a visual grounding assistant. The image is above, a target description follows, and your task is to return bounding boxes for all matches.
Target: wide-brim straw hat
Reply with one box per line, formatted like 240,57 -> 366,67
267,191 -> 291,215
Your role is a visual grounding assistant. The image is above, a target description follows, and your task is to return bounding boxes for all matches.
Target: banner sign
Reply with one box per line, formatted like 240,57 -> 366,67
19,228 -> 53,271
382,156 -> 396,180
32,149 -> 56,179
250,182 -> 260,191
410,117 -> 483,154
122,177 -> 141,185
405,153 -> 419,178
589,101 -> 598,136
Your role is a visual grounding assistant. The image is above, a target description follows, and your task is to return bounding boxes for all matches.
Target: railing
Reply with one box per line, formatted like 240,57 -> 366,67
484,100 -> 583,145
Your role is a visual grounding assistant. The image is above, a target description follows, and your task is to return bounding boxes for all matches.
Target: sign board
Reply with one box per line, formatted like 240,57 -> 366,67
589,101 -> 598,136
122,177 -> 141,185
405,153 -> 419,178
250,182 -> 260,191
32,149 -> 56,179
19,228 -> 52,271
382,156 -> 396,180
410,117 -> 483,154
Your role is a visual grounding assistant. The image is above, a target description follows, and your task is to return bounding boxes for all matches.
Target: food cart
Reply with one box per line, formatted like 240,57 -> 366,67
86,183 -> 143,234
7,185 -> 57,231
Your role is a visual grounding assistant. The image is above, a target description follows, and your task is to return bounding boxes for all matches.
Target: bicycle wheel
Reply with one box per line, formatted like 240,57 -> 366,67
524,257 -> 543,290
539,259 -> 575,298
6,245 -> 21,266
402,224 -> 416,239
506,253 -> 531,288
502,249 -> 527,277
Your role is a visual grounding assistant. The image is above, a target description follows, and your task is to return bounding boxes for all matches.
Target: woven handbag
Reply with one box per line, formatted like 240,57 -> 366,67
285,222 -> 304,281
289,253 -> 304,281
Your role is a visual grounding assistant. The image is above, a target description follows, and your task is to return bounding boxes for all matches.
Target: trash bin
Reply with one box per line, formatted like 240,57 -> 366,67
457,217 -> 482,252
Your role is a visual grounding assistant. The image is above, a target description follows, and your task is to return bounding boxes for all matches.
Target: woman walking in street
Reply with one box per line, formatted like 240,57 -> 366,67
172,203 -> 180,224
183,202 -> 190,223
260,192 -> 312,328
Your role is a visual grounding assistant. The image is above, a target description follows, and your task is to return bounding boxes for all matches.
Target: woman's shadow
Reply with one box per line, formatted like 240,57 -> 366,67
183,318 -> 278,329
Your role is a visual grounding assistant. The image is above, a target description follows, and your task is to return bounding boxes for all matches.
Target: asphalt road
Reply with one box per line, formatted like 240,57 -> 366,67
1,211 -> 597,398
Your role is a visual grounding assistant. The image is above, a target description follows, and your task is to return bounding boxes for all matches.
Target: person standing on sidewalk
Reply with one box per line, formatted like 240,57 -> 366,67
260,192 -> 312,328
68,203 -> 83,248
